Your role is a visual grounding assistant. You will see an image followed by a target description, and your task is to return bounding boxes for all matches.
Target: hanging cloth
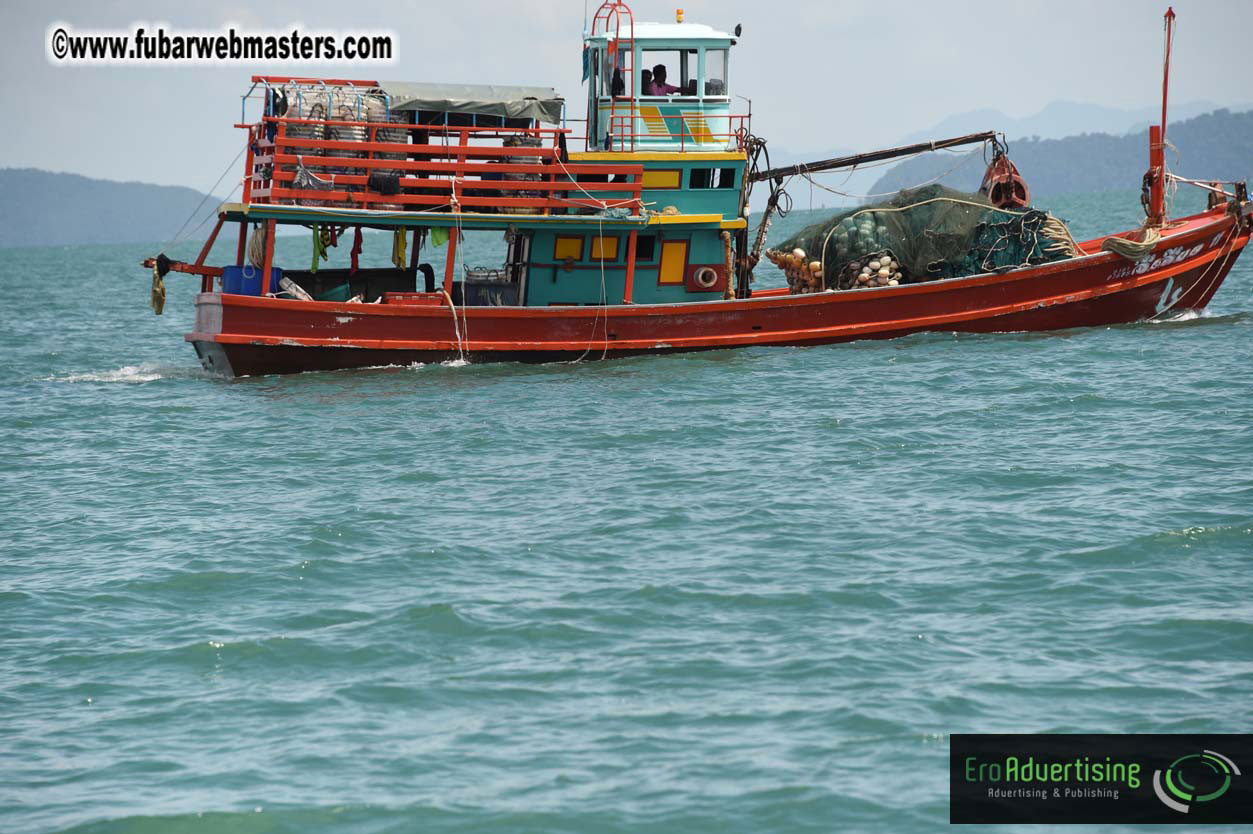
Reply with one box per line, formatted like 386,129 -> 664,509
350,226 -> 363,274
430,226 -> 449,247
150,263 -> 166,315
392,228 -> 408,269
312,224 -> 328,272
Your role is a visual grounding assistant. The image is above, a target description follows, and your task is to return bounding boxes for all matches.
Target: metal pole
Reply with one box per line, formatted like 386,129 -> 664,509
750,131 -> 996,183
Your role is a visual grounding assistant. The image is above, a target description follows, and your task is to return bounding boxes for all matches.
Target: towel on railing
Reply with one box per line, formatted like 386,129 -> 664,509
293,156 -> 336,191
368,172 -> 401,195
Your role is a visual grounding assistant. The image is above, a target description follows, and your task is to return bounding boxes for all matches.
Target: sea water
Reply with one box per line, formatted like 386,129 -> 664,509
1,189 -> 1250,833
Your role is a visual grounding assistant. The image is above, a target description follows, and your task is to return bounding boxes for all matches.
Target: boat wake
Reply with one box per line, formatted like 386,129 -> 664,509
1147,308 -> 1246,326
360,362 -> 427,372
49,363 -> 207,384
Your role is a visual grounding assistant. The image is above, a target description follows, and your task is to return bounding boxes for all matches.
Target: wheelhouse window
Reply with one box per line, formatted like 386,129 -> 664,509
593,47 -> 627,98
641,49 -> 696,96
704,49 -> 727,96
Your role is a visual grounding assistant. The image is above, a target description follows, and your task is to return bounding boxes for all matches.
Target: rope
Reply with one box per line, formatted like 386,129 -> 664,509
163,145 -> 246,251
1166,173 -> 1239,198
564,212 -> 610,363
800,147 -> 981,202
552,152 -> 643,214
440,289 -> 466,358
1101,227 -> 1162,260
1040,214 -> 1082,258
446,181 -> 468,364
247,223 -> 267,268
178,182 -> 241,244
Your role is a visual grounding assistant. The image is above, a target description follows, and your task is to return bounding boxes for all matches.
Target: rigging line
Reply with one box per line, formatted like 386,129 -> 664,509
565,212 -> 610,364
1165,174 -> 1239,197
801,150 -> 980,202
551,152 -> 612,210
451,180 -> 469,362
791,144 -> 974,183
165,144 -> 247,250
178,181 -> 242,244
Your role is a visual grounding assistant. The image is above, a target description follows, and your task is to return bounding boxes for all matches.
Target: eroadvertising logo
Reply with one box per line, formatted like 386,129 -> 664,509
950,734 -> 1253,824
1153,749 -> 1241,814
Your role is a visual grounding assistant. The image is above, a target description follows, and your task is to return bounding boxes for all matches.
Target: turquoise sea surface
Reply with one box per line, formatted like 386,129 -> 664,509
1,189 -> 1251,833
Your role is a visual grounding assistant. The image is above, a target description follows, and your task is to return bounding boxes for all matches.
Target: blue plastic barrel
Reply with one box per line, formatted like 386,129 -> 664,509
222,264 -> 283,296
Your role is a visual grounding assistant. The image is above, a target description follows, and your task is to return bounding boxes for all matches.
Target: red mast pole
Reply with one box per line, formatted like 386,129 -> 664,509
1148,7 -> 1176,226
1160,6 -> 1175,145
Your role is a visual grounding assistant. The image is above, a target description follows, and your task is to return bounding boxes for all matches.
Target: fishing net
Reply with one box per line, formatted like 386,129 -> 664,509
767,184 -> 1079,292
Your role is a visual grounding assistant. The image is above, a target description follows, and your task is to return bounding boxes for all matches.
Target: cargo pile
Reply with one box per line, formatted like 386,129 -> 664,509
764,246 -> 909,294
768,184 -> 1080,294
847,250 -> 903,288
763,247 -> 825,294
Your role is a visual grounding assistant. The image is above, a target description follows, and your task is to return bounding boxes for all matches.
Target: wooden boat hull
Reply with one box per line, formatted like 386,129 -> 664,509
188,208 -> 1249,377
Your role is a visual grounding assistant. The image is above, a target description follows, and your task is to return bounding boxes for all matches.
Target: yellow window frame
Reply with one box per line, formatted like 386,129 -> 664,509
658,240 -> 688,285
641,169 -> 682,189
590,235 -> 620,261
554,235 -> 584,261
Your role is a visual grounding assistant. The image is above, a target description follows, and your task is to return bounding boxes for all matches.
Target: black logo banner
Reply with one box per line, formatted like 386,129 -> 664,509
950,734 -> 1253,824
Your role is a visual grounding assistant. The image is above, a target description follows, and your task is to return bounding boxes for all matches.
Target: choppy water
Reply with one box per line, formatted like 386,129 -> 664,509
1,189 -> 1251,833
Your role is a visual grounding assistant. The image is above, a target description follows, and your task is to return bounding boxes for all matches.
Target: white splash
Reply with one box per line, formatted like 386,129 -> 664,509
53,364 -> 168,384
1148,308 -> 1209,324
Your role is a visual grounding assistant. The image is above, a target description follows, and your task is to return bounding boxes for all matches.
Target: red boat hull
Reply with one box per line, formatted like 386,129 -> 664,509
188,208 -> 1249,377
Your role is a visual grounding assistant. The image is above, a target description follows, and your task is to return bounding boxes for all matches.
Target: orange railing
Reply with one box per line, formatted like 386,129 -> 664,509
241,116 -> 645,216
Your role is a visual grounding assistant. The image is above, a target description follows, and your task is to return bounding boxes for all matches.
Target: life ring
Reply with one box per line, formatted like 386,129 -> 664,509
693,266 -> 719,289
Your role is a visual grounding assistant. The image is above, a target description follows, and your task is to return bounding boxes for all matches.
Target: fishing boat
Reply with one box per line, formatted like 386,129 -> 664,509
145,3 -> 1251,377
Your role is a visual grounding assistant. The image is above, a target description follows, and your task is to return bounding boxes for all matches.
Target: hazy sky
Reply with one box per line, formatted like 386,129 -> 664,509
4,0 -> 1250,195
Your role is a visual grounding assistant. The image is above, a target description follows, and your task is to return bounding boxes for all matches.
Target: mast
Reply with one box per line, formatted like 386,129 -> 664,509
1146,7 -> 1175,226
1161,6 -> 1176,149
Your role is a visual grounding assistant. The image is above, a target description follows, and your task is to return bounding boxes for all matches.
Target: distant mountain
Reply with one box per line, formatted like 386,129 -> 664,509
900,99 -> 1238,144
870,108 -> 1253,198
0,169 -> 218,249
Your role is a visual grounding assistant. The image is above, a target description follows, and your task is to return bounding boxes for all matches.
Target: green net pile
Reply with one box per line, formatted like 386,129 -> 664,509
776,184 -> 1075,290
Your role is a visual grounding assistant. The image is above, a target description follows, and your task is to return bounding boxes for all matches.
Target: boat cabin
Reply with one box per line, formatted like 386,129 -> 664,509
584,17 -> 738,153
